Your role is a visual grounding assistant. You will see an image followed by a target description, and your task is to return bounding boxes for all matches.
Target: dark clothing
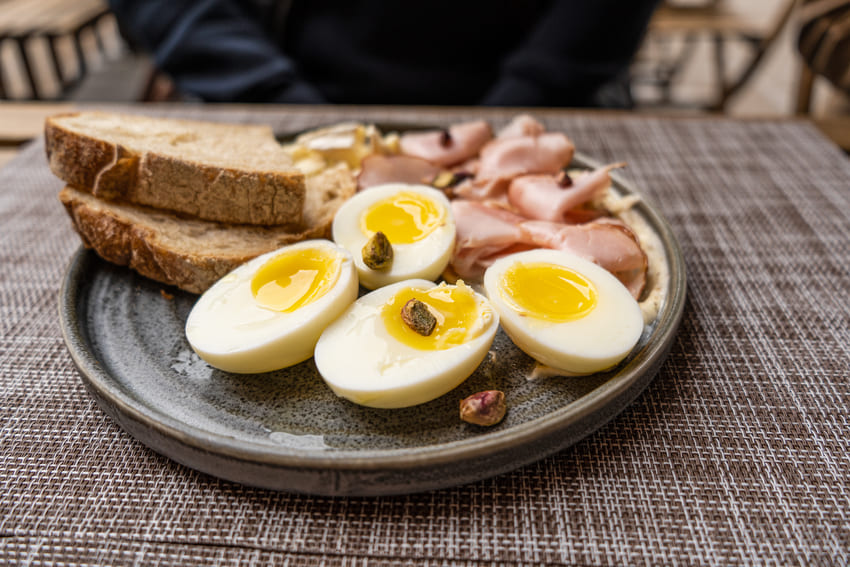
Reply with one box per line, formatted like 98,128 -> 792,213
110,0 -> 659,107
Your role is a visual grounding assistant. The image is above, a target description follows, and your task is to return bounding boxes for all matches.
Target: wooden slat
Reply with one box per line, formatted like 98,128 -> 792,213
649,2 -> 767,36
0,0 -> 107,36
0,147 -> 19,168
43,1 -> 109,35
0,102 -> 74,142
650,0 -> 797,43
1,0 -> 111,101
0,0 -> 59,35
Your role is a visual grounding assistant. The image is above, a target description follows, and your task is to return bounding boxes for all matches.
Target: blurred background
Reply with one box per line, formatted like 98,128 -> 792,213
0,0 -> 847,160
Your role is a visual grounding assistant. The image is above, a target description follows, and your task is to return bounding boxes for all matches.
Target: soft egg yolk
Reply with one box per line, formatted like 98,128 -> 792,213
381,283 -> 485,350
498,262 -> 598,322
250,247 -> 340,312
360,191 -> 444,244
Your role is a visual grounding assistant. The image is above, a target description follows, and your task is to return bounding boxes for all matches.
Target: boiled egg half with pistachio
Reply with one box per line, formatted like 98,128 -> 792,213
314,279 -> 498,408
185,240 -> 358,374
483,249 -> 644,376
331,183 -> 455,289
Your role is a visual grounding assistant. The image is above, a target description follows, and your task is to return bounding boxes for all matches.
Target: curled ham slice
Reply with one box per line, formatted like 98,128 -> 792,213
357,154 -> 442,190
399,120 -> 493,167
476,132 -> 574,181
450,200 -> 536,281
522,218 -> 647,298
453,176 -> 511,201
453,132 -> 575,201
452,157 -> 479,176
507,162 -> 625,223
450,198 -> 647,298
496,114 -> 546,139
453,200 -> 527,248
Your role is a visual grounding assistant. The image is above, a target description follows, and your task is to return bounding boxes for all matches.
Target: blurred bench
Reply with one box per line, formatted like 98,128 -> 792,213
0,0 -> 112,99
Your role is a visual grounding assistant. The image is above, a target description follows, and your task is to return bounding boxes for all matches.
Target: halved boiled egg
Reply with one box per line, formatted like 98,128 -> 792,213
331,183 -> 456,289
483,249 -> 644,376
314,279 -> 498,408
185,240 -> 358,374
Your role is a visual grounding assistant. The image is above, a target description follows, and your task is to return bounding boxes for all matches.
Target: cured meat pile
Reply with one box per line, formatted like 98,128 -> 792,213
357,115 -> 648,299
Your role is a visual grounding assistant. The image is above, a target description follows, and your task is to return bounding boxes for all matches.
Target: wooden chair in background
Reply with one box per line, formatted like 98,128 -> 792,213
0,0 -> 113,100
794,0 -> 850,151
632,0 -> 799,111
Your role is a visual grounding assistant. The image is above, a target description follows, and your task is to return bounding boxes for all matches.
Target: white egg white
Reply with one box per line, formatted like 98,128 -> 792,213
314,279 -> 498,409
331,183 -> 456,289
483,249 -> 644,376
185,239 -> 358,374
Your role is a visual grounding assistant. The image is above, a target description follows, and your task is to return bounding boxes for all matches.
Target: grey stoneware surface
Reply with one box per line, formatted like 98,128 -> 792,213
59,158 -> 687,496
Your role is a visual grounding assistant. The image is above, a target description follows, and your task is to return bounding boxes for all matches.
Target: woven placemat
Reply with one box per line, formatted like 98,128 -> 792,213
1,106 -> 848,565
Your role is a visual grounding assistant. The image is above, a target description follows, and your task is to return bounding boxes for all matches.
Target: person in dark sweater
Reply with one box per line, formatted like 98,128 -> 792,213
110,0 -> 659,107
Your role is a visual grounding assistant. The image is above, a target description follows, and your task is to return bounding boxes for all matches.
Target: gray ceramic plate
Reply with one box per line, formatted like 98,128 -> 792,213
59,154 -> 686,496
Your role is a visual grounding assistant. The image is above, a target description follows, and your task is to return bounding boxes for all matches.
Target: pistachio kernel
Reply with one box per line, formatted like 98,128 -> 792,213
400,298 -> 437,336
362,231 -> 393,270
431,170 -> 456,189
460,390 -> 507,426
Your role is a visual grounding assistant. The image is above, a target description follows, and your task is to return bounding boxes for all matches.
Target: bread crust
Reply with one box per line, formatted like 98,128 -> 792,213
58,163 -> 355,294
45,112 -> 306,226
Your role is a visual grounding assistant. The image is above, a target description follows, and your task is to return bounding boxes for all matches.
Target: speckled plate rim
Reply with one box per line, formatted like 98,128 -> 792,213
58,154 -> 686,494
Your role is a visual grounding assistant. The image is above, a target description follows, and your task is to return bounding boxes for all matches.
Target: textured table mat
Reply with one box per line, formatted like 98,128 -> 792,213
1,105 -> 848,565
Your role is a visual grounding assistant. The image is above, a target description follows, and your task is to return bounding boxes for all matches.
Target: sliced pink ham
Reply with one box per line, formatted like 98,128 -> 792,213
560,208 -> 608,225
452,200 -> 528,249
452,157 -> 479,176
496,114 -> 546,139
521,218 -> 647,298
357,154 -> 442,190
453,176 -> 512,201
507,162 -> 625,222
355,115 -> 650,300
453,133 -> 576,201
450,195 -> 648,297
475,132 -> 575,187
399,120 -> 493,167
450,200 -> 536,281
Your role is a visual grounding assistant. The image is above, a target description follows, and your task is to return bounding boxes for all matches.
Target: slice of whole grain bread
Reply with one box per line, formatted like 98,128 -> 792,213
58,163 -> 356,294
46,111 -> 305,226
